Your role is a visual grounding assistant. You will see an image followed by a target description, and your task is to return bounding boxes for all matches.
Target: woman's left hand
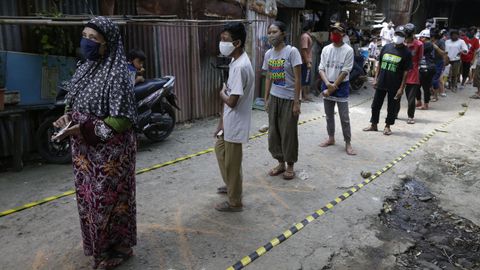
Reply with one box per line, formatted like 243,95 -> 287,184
293,101 -> 301,116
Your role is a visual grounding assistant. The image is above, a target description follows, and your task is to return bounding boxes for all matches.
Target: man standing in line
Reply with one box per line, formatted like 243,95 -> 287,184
445,29 -> 468,92
380,21 -> 395,47
363,25 -> 412,135
214,22 -> 254,212
397,23 -> 423,122
459,27 -> 479,88
318,22 -> 356,155
300,21 -> 314,101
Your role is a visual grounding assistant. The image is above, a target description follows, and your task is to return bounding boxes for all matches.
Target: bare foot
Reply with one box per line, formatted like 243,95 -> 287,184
319,138 -> 335,147
346,143 -> 357,155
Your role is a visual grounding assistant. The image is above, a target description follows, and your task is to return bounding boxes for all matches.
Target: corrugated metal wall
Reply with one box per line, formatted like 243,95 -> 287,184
248,10 -> 275,97
0,0 -> 22,51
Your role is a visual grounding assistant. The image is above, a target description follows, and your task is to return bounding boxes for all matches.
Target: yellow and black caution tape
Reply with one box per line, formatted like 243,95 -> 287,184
0,98 -> 372,218
226,104 -> 468,270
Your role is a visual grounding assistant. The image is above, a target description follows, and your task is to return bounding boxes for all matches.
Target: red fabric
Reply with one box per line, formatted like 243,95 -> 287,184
461,37 -> 479,63
406,39 -> 424,85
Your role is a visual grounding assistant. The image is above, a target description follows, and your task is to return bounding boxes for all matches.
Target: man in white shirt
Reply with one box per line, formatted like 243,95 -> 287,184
445,29 -> 468,91
380,21 -> 394,46
214,22 -> 254,212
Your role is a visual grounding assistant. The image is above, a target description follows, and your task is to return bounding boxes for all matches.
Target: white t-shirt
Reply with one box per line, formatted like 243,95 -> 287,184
223,52 -> 255,144
318,43 -> 354,82
380,27 -> 394,46
445,39 -> 468,61
262,45 -> 302,100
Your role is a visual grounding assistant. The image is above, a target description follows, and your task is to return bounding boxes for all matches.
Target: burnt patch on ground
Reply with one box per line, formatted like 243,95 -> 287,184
379,178 -> 480,270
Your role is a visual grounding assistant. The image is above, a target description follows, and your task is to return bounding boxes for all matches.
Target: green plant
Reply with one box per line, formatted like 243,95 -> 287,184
33,2 -> 76,60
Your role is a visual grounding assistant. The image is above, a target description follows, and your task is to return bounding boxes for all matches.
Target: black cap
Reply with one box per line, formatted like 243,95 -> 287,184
395,25 -> 406,36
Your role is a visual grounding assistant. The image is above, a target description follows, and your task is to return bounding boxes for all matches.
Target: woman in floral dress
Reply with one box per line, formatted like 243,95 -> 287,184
53,16 -> 137,269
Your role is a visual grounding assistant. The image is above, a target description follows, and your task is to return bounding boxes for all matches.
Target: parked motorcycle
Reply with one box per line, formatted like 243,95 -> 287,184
349,55 -> 368,91
35,76 -> 179,164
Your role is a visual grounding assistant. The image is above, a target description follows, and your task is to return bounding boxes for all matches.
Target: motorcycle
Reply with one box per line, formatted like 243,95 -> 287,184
35,76 -> 179,164
349,55 -> 368,91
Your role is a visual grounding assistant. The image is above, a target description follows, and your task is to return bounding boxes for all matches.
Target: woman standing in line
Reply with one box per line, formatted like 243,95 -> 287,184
263,21 -> 302,180
53,16 -> 137,269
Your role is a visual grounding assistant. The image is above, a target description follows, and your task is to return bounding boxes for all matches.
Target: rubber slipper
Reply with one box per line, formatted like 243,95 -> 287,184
283,170 -> 295,180
215,201 -> 243,212
98,249 -> 133,270
268,166 -> 286,176
383,128 -> 392,136
363,126 -> 378,132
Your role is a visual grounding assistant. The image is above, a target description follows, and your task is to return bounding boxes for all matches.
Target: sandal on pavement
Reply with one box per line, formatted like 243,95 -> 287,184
383,128 -> 392,136
407,118 -> 415,124
217,186 -> 227,194
97,249 -> 133,270
268,165 -> 286,176
470,94 -> 480,99
363,126 -> 378,132
215,201 -> 243,212
283,170 -> 295,180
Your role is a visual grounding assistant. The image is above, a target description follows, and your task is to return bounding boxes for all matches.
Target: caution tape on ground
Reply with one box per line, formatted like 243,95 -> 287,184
226,104 -> 469,270
0,98 -> 372,218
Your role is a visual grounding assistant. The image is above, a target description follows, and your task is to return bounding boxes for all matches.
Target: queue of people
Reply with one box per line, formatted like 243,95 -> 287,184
51,16 -> 479,269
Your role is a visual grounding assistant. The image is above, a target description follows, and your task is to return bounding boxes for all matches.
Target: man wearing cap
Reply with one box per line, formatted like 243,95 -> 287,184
318,22 -> 356,155
363,25 -> 412,135
396,23 -> 423,122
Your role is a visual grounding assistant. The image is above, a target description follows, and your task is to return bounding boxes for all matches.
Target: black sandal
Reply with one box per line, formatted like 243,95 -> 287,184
97,249 -> 133,270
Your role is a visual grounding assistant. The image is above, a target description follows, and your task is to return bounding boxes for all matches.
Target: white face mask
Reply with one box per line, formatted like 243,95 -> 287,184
393,35 -> 405,44
219,41 -> 236,57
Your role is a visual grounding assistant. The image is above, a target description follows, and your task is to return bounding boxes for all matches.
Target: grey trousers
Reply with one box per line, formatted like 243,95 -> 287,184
324,99 -> 351,143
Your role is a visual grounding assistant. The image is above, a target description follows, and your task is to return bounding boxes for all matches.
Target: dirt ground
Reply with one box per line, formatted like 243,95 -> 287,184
1,81 -> 479,270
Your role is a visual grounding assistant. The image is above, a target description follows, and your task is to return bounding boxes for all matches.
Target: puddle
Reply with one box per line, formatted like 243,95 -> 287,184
379,178 -> 480,269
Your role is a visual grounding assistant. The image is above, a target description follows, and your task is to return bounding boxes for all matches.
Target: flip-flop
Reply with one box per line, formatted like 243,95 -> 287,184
283,170 -> 295,180
98,249 -> 133,270
407,118 -> 415,124
215,201 -> 243,212
470,95 -> 480,99
383,128 -> 392,136
363,126 -> 378,132
268,166 -> 286,176
217,186 -> 227,194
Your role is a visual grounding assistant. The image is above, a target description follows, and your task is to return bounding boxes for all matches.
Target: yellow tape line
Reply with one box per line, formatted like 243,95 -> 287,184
0,98 -> 372,218
225,103 -> 469,270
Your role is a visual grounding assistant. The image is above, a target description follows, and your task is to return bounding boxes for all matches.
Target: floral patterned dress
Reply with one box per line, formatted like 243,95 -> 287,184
71,111 -> 137,259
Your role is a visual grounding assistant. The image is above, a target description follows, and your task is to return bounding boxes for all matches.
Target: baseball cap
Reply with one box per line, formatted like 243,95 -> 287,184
418,29 -> 430,38
330,22 -> 346,33
395,25 -> 406,36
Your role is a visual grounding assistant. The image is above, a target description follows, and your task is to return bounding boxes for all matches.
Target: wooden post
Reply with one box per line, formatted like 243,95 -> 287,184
10,114 -> 23,171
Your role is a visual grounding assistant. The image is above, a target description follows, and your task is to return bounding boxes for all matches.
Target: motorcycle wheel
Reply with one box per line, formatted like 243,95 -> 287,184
144,103 -> 176,142
351,79 -> 364,91
36,116 -> 72,164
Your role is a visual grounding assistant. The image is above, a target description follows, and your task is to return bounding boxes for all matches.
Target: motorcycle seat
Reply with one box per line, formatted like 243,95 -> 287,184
134,78 -> 169,101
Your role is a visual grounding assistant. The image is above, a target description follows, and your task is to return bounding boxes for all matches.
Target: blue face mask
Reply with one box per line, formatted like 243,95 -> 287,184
80,37 -> 101,61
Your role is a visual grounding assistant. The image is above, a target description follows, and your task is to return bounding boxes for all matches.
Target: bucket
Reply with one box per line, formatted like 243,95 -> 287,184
0,88 -> 5,111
